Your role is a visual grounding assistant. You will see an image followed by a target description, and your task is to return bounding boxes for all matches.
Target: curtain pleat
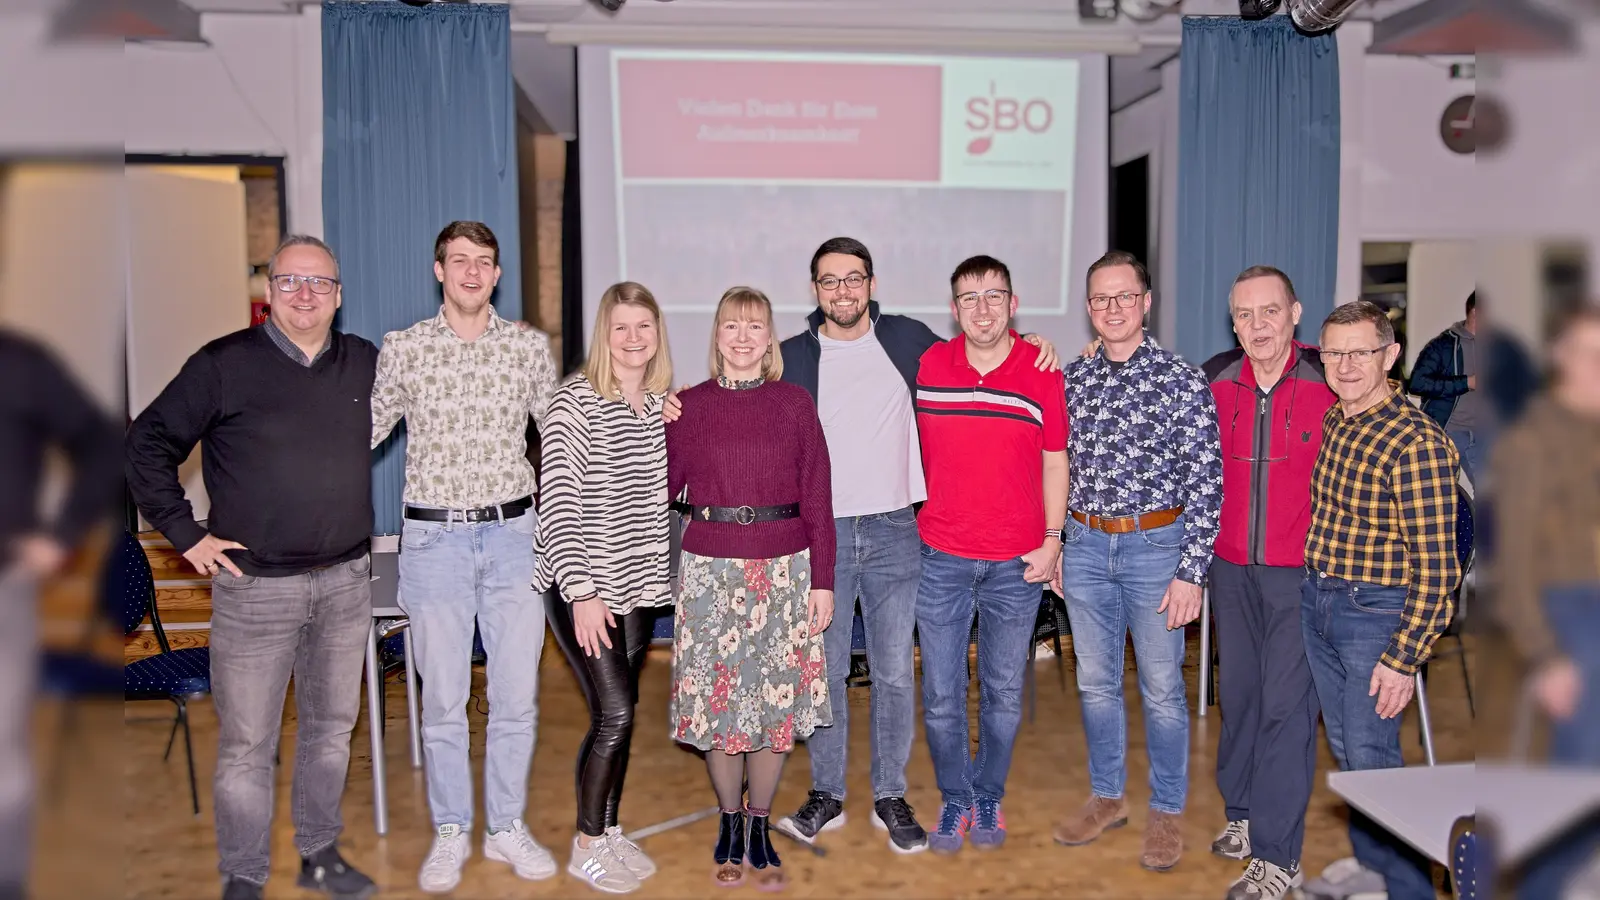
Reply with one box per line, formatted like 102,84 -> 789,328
1176,16 -> 1340,364
321,0 -> 522,535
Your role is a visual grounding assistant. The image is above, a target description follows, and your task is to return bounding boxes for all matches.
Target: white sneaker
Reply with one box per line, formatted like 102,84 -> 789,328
567,833 -> 640,894
604,826 -> 657,879
1302,856 -> 1388,900
1226,858 -> 1304,899
419,823 -> 472,894
484,819 -> 558,881
1212,819 -> 1251,860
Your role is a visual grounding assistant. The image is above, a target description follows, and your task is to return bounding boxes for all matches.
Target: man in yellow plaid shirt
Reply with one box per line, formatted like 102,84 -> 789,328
1300,300 -> 1460,900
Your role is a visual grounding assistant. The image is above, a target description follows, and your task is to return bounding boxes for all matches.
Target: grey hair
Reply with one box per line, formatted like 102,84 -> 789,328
267,234 -> 339,278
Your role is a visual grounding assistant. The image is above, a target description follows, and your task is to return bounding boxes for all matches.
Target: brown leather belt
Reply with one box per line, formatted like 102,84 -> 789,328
1070,506 -> 1183,534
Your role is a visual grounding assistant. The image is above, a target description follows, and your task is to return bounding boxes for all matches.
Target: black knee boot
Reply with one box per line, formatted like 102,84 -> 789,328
715,809 -> 747,866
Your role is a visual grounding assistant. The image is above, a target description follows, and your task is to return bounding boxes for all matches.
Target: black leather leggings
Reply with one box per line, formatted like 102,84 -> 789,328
545,594 -> 654,837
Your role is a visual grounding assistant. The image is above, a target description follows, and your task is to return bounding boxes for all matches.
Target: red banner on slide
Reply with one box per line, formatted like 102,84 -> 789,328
616,57 -> 943,182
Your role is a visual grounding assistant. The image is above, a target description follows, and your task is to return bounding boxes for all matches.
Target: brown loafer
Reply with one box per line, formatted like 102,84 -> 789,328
1053,795 -> 1130,846
1141,810 -> 1183,871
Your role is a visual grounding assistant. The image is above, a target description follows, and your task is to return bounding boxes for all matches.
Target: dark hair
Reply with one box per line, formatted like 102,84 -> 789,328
268,234 -> 338,278
1232,265 -> 1298,304
1086,250 -> 1150,295
1321,300 -> 1396,345
950,254 -> 1012,294
434,221 -> 500,266
1466,291 -> 1477,314
809,237 -> 873,281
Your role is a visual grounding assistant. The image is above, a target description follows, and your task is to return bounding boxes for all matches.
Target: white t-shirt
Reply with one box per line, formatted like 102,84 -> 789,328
816,323 -> 926,517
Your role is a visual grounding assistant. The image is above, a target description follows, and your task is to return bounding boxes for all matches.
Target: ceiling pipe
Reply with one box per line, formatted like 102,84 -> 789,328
1289,0 -> 1365,33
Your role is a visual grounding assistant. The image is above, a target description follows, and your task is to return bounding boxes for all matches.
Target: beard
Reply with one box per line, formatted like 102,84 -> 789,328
823,298 -> 868,330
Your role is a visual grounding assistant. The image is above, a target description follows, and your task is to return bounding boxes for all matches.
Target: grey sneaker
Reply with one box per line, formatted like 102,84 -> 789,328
567,834 -> 639,894
1226,858 -> 1304,900
1301,856 -> 1388,900
775,790 -> 846,845
1212,819 -> 1251,860
604,826 -> 656,880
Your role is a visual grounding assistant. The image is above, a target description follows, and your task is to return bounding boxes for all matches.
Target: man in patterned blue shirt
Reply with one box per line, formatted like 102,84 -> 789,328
1051,250 -> 1222,872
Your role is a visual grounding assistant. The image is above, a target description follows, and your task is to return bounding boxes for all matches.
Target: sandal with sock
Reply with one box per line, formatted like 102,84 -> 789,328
712,809 -> 746,888
745,808 -> 786,892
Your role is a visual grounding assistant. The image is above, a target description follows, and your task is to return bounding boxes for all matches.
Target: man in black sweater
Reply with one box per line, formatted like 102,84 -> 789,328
125,235 -> 379,900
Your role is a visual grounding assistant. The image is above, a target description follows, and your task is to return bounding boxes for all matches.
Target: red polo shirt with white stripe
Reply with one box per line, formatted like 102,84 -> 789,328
915,332 -> 1069,561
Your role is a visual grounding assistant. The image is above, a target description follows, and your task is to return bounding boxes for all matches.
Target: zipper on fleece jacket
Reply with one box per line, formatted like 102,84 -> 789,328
1247,386 -> 1272,565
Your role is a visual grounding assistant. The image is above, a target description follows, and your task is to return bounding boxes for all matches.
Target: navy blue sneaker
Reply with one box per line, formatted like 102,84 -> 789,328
927,802 -> 973,856
970,798 -> 1007,849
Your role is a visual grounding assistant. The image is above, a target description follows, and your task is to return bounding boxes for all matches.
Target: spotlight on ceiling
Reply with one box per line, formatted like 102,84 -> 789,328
592,0 -> 625,10
1288,0 -> 1361,33
1117,0 -> 1183,22
1239,0 -> 1281,19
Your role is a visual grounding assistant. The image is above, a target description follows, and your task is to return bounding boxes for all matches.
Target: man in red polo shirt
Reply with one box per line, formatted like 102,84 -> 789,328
913,254 -> 1069,855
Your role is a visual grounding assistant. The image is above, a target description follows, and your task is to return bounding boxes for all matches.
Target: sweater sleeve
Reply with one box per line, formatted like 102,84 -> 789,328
22,341 -> 122,549
536,386 -> 598,602
793,391 -> 836,590
1408,336 -> 1469,400
125,349 -> 223,553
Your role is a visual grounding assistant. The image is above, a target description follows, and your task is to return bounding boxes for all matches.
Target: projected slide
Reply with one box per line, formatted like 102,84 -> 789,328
607,50 -> 1080,314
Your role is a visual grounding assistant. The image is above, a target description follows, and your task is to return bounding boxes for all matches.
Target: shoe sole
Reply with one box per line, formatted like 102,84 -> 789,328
484,844 -> 557,881
294,874 -> 376,900
773,811 -> 846,846
868,810 -> 929,855
1054,816 -> 1128,847
1212,845 -> 1251,860
969,834 -> 1006,851
566,863 -> 640,894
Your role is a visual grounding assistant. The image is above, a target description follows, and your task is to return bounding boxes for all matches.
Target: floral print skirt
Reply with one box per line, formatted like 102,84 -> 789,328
669,549 -> 831,753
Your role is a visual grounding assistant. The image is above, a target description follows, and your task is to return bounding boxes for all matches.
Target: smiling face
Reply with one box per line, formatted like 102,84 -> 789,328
812,251 -> 874,332
1321,319 -> 1400,412
268,243 -> 341,341
1086,263 -> 1150,346
434,236 -> 501,316
951,269 -> 1017,351
607,301 -> 659,376
1230,274 -> 1302,373
716,308 -> 771,380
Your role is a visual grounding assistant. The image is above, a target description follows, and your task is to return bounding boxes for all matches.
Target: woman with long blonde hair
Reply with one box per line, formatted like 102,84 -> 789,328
533,281 -> 674,894
665,286 -> 836,891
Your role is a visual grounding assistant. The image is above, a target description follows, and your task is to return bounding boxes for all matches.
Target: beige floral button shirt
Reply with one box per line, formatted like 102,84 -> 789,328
371,306 -> 558,509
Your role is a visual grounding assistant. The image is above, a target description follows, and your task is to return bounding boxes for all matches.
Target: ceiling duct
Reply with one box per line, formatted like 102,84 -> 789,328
1288,0 -> 1363,33
49,0 -> 208,46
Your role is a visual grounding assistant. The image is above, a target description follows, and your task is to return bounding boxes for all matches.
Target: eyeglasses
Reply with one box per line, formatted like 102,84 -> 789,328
954,289 -> 1011,309
270,274 -> 340,295
1088,292 -> 1144,311
815,273 -> 867,291
1228,379 -> 1297,463
1319,343 -> 1392,365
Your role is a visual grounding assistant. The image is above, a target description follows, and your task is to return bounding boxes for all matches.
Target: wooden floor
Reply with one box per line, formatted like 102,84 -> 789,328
114,630 -> 1477,900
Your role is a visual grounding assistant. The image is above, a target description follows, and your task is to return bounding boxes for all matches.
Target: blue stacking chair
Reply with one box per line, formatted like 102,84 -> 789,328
1448,814 -> 1491,900
118,531 -> 210,815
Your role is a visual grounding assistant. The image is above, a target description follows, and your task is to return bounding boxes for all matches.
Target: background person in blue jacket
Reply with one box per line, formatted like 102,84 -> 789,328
1408,292 -> 1486,485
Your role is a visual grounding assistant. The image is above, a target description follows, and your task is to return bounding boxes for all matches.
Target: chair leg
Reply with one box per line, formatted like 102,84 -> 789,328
1025,636 -> 1038,723
173,696 -> 199,815
1456,635 -> 1476,717
163,699 -> 182,761
1050,622 -> 1067,694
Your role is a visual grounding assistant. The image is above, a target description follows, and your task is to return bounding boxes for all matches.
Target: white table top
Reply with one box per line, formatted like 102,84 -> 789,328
369,551 -> 402,618
1328,762 -> 1600,866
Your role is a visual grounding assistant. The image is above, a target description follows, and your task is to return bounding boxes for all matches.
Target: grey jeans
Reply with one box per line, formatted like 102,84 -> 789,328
209,554 -> 372,886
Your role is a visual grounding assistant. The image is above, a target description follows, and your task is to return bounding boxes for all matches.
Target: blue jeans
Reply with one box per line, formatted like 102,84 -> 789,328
808,506 -> 921,802
1446,425 -> 1485,488
399,511 -> 545,832
916,543 -> 1041,808
1301,571 -> 1435,900
1517,583 -> 1600,900
1059,515 -> 1190,814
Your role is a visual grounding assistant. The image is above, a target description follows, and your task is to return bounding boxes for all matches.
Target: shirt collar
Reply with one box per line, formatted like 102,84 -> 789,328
947,329 -> 1025,373
262,316 -> 332,366
1238,340 -> 1309,390
1092,331 -> 1158,371
1339,389 -> 1404,424
428,304 -> 509,340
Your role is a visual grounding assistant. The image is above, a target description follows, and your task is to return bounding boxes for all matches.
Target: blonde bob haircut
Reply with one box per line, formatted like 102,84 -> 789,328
583,281 -> 673,401
708,286 -> 784,381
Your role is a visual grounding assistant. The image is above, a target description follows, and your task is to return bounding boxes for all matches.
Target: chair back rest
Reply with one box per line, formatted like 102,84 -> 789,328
103,531 -> 156,638
1455,484 -> 1475,574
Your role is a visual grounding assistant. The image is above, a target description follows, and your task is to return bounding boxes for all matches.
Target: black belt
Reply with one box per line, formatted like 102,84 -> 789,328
405,495 -> 532,523
672,502 -> 800,526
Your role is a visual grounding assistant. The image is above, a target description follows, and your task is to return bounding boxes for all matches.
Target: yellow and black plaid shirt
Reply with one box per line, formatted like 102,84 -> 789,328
1305,391 -> 1461,674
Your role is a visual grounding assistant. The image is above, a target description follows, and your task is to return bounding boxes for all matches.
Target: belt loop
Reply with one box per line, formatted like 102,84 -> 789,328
445,509 -> 457,533
496,503 -> 505,525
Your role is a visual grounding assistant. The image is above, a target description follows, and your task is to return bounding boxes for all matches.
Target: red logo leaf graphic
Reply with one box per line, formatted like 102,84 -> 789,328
967,136 -> 993,155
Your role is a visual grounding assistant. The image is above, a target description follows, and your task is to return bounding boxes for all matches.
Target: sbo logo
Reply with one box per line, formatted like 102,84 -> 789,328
964,80 -> 1054,155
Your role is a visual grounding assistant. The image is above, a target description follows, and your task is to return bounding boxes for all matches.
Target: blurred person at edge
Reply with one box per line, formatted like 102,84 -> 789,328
0,328 -> 121,900
1490,304 -> 1600,900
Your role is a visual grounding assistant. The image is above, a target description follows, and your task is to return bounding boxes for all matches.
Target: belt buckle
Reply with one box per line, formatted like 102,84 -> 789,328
735,505 -> 756,526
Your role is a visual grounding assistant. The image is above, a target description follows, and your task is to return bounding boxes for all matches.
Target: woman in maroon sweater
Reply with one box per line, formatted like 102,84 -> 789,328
666,286 -> 836,890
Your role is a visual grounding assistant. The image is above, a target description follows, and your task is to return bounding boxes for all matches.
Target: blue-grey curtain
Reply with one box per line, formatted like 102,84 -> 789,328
1176,16 -> 1339,365
322,0 -> 522,534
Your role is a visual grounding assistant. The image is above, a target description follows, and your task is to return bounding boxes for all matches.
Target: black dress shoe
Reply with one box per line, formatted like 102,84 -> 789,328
298,844 -> 377,899
714,809 -> 747,866
221,878 -> 264,900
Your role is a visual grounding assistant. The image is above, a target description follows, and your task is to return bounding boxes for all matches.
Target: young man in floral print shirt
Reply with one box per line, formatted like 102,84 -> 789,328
370,221 -> 560,894
1051,250 -> 1223,873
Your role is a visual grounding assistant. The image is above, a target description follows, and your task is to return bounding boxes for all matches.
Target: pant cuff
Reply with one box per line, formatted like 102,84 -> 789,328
1149,802 -> 1184,815
297,836 -> 338,858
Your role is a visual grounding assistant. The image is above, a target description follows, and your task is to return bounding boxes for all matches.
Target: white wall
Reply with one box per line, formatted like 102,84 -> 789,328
1405,241 -> 1475,371
1359,54 -> 1478,242
1109,57 -> 1180,350
124,9 -> 324,236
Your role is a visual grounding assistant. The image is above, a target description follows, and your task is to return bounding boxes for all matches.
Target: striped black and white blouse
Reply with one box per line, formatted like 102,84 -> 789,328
532,374 -> 672,614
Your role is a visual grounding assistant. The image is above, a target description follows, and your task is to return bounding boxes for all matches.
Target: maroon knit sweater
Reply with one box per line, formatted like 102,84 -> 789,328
666,378 -> 836,590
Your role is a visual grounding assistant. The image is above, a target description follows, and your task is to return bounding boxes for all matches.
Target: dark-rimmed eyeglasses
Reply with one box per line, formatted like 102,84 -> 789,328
814,273 -> 867,291
1228,379 -> 1298,463
270,274 -> 340,295
1088,291 -> 1144,311
955,290 -> 1011,309
1319,343 -> 1392,365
